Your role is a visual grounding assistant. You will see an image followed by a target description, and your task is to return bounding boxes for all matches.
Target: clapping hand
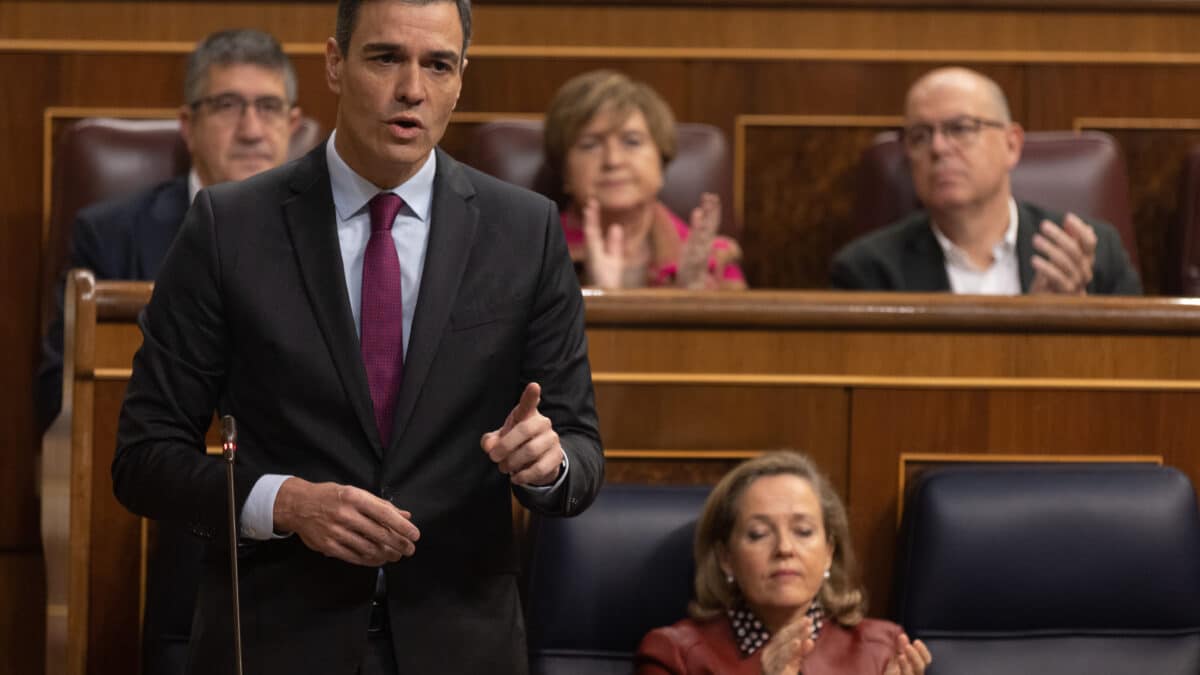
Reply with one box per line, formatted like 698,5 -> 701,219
581,197 -> 624,289
677,192 -> 721,289
759,616 -> 816,675
1030,212 -> 1097,295
883,632 -> 933,675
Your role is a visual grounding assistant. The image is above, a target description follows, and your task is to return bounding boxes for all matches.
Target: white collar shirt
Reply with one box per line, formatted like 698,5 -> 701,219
931,198 -> 1021,295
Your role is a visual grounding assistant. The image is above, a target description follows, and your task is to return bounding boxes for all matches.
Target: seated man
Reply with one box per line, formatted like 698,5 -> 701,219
36,28 -> 301,431
35,28 -> 301,675
831,67 -> 1140,295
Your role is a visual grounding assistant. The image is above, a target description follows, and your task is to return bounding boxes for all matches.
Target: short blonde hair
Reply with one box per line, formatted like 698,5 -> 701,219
542,70 -> 677,202
691,451 -> 867,627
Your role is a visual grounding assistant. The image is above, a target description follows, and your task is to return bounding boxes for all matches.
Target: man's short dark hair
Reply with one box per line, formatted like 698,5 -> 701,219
336,0 -> 472,61
185,29 -> 298,104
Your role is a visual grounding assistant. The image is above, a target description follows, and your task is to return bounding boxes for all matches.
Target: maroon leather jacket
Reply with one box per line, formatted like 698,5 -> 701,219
636,616 -> 903,675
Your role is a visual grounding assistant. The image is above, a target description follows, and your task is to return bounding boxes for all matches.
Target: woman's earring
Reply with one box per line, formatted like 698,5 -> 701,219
726,573 -> 735,585
823,568 -> 831,580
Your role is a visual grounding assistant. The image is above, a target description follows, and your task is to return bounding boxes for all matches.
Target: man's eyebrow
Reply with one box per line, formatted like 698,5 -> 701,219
426,49 -> 462,64
361,42 -> 405,54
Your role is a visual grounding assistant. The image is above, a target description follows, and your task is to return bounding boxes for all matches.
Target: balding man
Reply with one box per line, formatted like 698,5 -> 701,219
831,67 -> 1140,295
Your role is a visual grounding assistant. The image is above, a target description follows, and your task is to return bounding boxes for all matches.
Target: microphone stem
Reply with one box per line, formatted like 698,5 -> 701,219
226,455 -> 244,675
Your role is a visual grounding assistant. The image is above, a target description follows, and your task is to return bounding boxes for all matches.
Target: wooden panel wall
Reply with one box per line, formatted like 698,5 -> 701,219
7,2 -> 1200,672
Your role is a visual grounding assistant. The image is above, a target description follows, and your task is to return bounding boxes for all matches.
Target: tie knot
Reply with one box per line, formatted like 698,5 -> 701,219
368,192 -> 404,233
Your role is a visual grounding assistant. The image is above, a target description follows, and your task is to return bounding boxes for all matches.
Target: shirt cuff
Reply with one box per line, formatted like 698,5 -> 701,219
520,450 -> 569,493
239,473 -> 293,540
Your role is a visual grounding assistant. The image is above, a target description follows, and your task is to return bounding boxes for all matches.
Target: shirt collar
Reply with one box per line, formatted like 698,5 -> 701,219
187,168 -> 203,204
727,602 -> 824,658
931,197 -> 1019,270
325,129 -> 436,223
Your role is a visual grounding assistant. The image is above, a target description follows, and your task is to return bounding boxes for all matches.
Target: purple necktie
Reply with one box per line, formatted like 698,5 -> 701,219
362,192 -> 405,446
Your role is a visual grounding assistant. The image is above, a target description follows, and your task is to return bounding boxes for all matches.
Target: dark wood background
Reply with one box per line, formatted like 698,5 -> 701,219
7,1 -> 1200,672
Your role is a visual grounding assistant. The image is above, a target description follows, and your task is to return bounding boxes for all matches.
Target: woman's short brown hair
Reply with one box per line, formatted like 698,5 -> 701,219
542,69 -> 677,200
690,451 -> 867,627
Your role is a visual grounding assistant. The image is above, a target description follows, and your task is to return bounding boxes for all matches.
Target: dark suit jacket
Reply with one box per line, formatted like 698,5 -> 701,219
36,176 -> 188,433
112,143 -> 605,675
830,201 -> 1142,295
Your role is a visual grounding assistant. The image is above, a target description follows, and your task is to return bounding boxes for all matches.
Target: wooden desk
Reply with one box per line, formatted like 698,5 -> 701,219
42,274 -> 1200,675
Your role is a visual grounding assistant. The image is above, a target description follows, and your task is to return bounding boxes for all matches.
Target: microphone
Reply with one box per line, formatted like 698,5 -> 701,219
221,415 -> 244,675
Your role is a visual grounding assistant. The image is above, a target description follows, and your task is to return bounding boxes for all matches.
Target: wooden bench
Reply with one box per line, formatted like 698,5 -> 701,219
43,270 -> 1200,674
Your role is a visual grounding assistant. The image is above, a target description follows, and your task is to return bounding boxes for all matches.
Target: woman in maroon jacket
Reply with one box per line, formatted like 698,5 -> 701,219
636,452 -> 932,675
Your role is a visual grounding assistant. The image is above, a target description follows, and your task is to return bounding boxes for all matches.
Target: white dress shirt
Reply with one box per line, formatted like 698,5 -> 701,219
931,198 -> 1021,296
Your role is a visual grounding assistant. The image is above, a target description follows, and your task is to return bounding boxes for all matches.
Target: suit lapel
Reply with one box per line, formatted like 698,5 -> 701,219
283,144 -> 383,454
389,149 -> 478,446
1014,201 -> 1037,292
906,217 -> 953,291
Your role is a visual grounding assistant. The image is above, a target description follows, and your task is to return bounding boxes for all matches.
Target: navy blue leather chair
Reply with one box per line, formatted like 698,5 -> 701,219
894,464 -> 1200,675
524,484 -> 711,675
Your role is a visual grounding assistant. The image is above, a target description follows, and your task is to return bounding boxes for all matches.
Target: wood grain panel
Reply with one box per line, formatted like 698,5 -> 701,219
606,458 -> 743,485
0,52 -> 54,553
1075,123 -> 1200,295
12,3 -> 1200,57
594,383 -> 849,492
86,380 -> 142,675
849,387 -> 1200,616
741,123 -> 894,287
0,553 -> 46,675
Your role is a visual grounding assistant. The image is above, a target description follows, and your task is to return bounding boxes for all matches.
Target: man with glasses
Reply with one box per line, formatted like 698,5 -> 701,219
831,67 -> 1140,295
35,28 -> 302,675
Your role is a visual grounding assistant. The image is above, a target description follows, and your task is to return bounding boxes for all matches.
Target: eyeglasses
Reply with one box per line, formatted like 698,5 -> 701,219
190,93 -> 292,123
902,116 -> 1007,152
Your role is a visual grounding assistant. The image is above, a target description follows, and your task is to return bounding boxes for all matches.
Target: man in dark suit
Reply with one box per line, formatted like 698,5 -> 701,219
112,2 -> 604,674
37,28 -> 302,432
831,67 -> 1140,295
35,29 -> 301,675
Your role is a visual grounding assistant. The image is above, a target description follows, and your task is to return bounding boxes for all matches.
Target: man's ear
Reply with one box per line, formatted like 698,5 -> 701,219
1005,121 -> 1025,171
178,104 -> 196,154
325,37 -> 343,96
288,105 -> 302,136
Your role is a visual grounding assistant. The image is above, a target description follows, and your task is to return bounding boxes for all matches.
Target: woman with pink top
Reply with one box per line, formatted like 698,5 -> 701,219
543,70 -> 747,290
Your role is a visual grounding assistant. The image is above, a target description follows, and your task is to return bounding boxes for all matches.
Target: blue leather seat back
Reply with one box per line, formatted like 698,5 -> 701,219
525,484 -> 711,675
895,464 -> 1200,675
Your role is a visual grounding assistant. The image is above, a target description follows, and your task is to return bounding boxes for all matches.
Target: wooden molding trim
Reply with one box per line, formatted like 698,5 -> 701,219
594,373 -> 1200,391
92,282 -> 1200,333
733,114 -> 903,229
12,39 -> 1200,65
449,111 -> 542,124
895,452 -> 1163,526
582,288 -> 1200,332
1074,116 -> 1200,131
606,449 -> 763,460
94,368 -> 1200,392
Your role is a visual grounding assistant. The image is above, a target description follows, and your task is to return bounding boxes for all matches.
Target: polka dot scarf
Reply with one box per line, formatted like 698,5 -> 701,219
728,602 -> 824,657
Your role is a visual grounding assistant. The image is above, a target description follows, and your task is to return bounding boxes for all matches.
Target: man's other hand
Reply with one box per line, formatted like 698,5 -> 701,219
481,382 -> 565,487
1030,212 -> 1097,295
273,478 -> 419,566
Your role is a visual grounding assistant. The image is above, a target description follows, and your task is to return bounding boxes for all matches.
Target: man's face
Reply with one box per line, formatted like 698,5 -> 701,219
180,63 -> 299,186
325,0 -> 465,188
904,78 -> 1022,217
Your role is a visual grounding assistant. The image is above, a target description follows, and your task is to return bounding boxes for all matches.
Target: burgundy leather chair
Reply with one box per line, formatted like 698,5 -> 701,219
467,119 -> 739,237
851,130 -> 1139,267
45,115 -> 323,315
